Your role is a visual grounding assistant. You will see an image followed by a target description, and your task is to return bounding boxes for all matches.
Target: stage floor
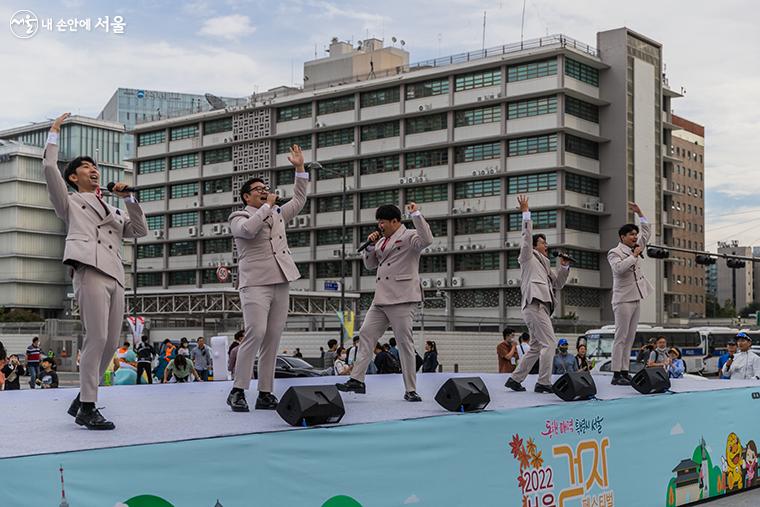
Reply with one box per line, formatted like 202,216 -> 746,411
3,372 -> 756,460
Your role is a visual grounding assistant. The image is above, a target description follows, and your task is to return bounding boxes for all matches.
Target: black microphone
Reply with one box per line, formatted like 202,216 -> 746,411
552,251 -> 578,264
358,228 -> 382,252
106,182 -> 137,194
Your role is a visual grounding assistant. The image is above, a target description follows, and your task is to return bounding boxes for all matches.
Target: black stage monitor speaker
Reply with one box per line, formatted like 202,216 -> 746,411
276,385 -> 346,427
435,377 -> 490,412
631,367 -> 671,394
552,371 -> 597,401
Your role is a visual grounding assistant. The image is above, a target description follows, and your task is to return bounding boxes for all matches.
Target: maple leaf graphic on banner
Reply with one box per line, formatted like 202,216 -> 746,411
526,438 -> 537,456
518,447 -> 531,469
530,449 -> 544,469
509,434 -> 523,458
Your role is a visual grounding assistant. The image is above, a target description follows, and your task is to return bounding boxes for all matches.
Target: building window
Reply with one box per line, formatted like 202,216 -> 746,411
507,58 -> 558,82
508,210 -> 557,230
275,170 -> 295,186
360,155 -> 400,175
420,255 -> 447,273
565,96 -> 599,123
405,78 -> 449,99
564,58 -> 599,86
170,211 -> 198,228
203,207 -> 233,224
146,215 -> 165,230
316,228 -> 351,245
316,161 -> 353,181
137,244 -> 163,259
407,184 -> 448,203
360,121 -> 399,141
137,158 -> 165,175
454,178 -> 500,199
454,105 -> 501,127
168,270 -> 196,285
316,261 -> 341,278
138,130 -> 165,146
317,195 -> 353,213
203,117 -> 232,135
317,95 -> 355,115
288,231 -> 310,247
277,134 -> 312,153
454,69 -> 501,91
203,178 -> 232,194
170,125 -> 199,141
202,238 -> 231,254
277,103 -> 311,122
453,289 -> 499,308
565,173 -> 599,196
508,134 -> 558,156
454,142 -> 501,163
318,128 -> 354,147
360,189 -> 399,209
170,182 -> 199,199
406,149 -> 448,169
137,272 -> 162,287
565,135 -> 599,160
406,113 -> 447,134
427,219 -> 448,236
360,87 -> 400,107
170,153 -> 199,170
203,147 -> 232,165
455,215 -> 500,235
507,173 -> 557,193
454,252 -> 500,271
565,210 -> 599,233
169,241 -> 196,256
507,96 -> 558,119
138,187 -> 165,202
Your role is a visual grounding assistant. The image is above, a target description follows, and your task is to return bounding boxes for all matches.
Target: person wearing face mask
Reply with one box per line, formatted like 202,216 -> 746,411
552,339 -> 578,375
647,336 -> 670,369
333,347 -> 352,376
608,202 -> 653,385
44,112 -> 147,430
722,332 -> 760,380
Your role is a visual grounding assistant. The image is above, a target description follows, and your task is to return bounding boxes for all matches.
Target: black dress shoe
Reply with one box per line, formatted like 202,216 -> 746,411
75,406 -> 115,430
227,390 -> 249,412
505,378 -> 526,392
621,371 -> 632,381
336,378 -> 366,394
404,391 -> 422,402
534,383 -> 554,394
611,376 -> 631,386
67,394 -> 81,418
255,393 -> 279,410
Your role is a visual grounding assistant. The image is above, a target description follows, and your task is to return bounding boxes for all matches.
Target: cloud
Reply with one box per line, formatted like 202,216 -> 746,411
404,495 -> 420,504
198,14 -> 256,40
670,423 -> 685,436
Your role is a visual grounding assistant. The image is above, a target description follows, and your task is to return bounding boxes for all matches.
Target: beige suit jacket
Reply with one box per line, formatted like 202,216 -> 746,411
43,142 -> 148,287
230,174 -> 308,288
363,213 -> 434,305
608,219 -> 653,304
518,215 -> 569,312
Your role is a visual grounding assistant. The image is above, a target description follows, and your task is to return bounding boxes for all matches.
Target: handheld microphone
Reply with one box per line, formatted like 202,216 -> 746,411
358,228 -> 382,252
106,182 -> 137,194
552,251 -> 577,264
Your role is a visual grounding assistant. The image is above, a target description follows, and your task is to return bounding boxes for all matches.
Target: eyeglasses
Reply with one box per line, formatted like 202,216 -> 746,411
247,186 -> 269,194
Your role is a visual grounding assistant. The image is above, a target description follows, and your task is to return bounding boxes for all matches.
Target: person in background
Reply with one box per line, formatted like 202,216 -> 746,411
135,335 -> 155,384
26,336 -> 42,389
373,343 -> 398,374
552,338 -> 578,375
37,358 -> 59,389
333,346 -> 352,376
497,328 -> 517,373
347,336 -> 360,366
156,339 -> 175,382
190,337 -> 212,381
163,354 -> 201,383
324,339 -> 338,370
722,332 -> 760,380
718,339 -> 738,380
0,341 -> 6,390
228,330 -> 244,355
636,338 -> 657,364
422,341 -> 438,373
388,337 -> 400,362
292,348 -> 303,358
647,336 -> 670,369
177,337 -> 190,357
1,354 -> 25,391
668,347 -> 685,379
575,343 -> 590,372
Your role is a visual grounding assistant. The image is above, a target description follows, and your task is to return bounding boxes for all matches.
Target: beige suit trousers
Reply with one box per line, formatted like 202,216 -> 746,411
74,266 -> 124,403
611,301 -> 641,372
234,282 -> 290,393
351,303 -> 418,392
511,301 -> 556,386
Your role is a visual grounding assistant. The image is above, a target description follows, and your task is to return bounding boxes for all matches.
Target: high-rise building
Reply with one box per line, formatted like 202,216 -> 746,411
0,116 -> 130,315
130,29 -> 684,329
716,242 -> 753,312
663,114 -> 705,318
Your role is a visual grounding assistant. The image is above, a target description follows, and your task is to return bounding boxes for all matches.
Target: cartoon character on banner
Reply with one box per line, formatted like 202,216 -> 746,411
724,432 -> 744,491
745,440 -> 758,488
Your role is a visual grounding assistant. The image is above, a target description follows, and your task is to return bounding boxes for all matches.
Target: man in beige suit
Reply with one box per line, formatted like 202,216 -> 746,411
505,195 -> 570,393
608,202 -> 653,385
337,203 -> 433,401
226,145 -> 308,412
44,113 -> 148,429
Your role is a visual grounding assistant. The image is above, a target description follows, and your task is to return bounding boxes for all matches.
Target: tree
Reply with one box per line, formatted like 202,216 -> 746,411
0,307 -> 43,322
739,302 -> 760,318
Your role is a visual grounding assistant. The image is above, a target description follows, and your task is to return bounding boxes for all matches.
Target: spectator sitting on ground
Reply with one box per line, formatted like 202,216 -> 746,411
422,340 -> 439,373
575,343 -> 590,372
718,339 -> 738,380
324,339 -> 338,369
552,338 -> 578,375
1,354 -> 25,391
647,336 -> 669,369
163,354 -> 201,383
37,357 -> 59,389
333,347 -> 352,376
667,347 -> 685,379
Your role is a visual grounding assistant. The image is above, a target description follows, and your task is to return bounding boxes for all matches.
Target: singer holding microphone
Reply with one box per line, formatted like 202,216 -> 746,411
43,113 -> 148,429
608,202 -> 653,385
226,145 -> 308,412
336,202 -> 433,402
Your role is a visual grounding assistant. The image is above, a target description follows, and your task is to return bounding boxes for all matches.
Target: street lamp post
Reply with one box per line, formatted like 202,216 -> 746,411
339,170 -> 347,347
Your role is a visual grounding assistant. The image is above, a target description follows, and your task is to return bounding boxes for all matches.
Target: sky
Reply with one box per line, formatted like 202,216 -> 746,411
1,0 -> 758,251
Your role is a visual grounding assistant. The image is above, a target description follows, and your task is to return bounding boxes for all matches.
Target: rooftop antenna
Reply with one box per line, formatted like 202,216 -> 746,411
314,43 -> 317,59
481,11 -> 486,51
520,0 -> 526,48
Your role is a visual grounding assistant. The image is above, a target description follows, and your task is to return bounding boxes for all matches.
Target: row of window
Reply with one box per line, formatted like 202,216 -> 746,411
144,207 -> 235,230
137,269 -> 236,287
